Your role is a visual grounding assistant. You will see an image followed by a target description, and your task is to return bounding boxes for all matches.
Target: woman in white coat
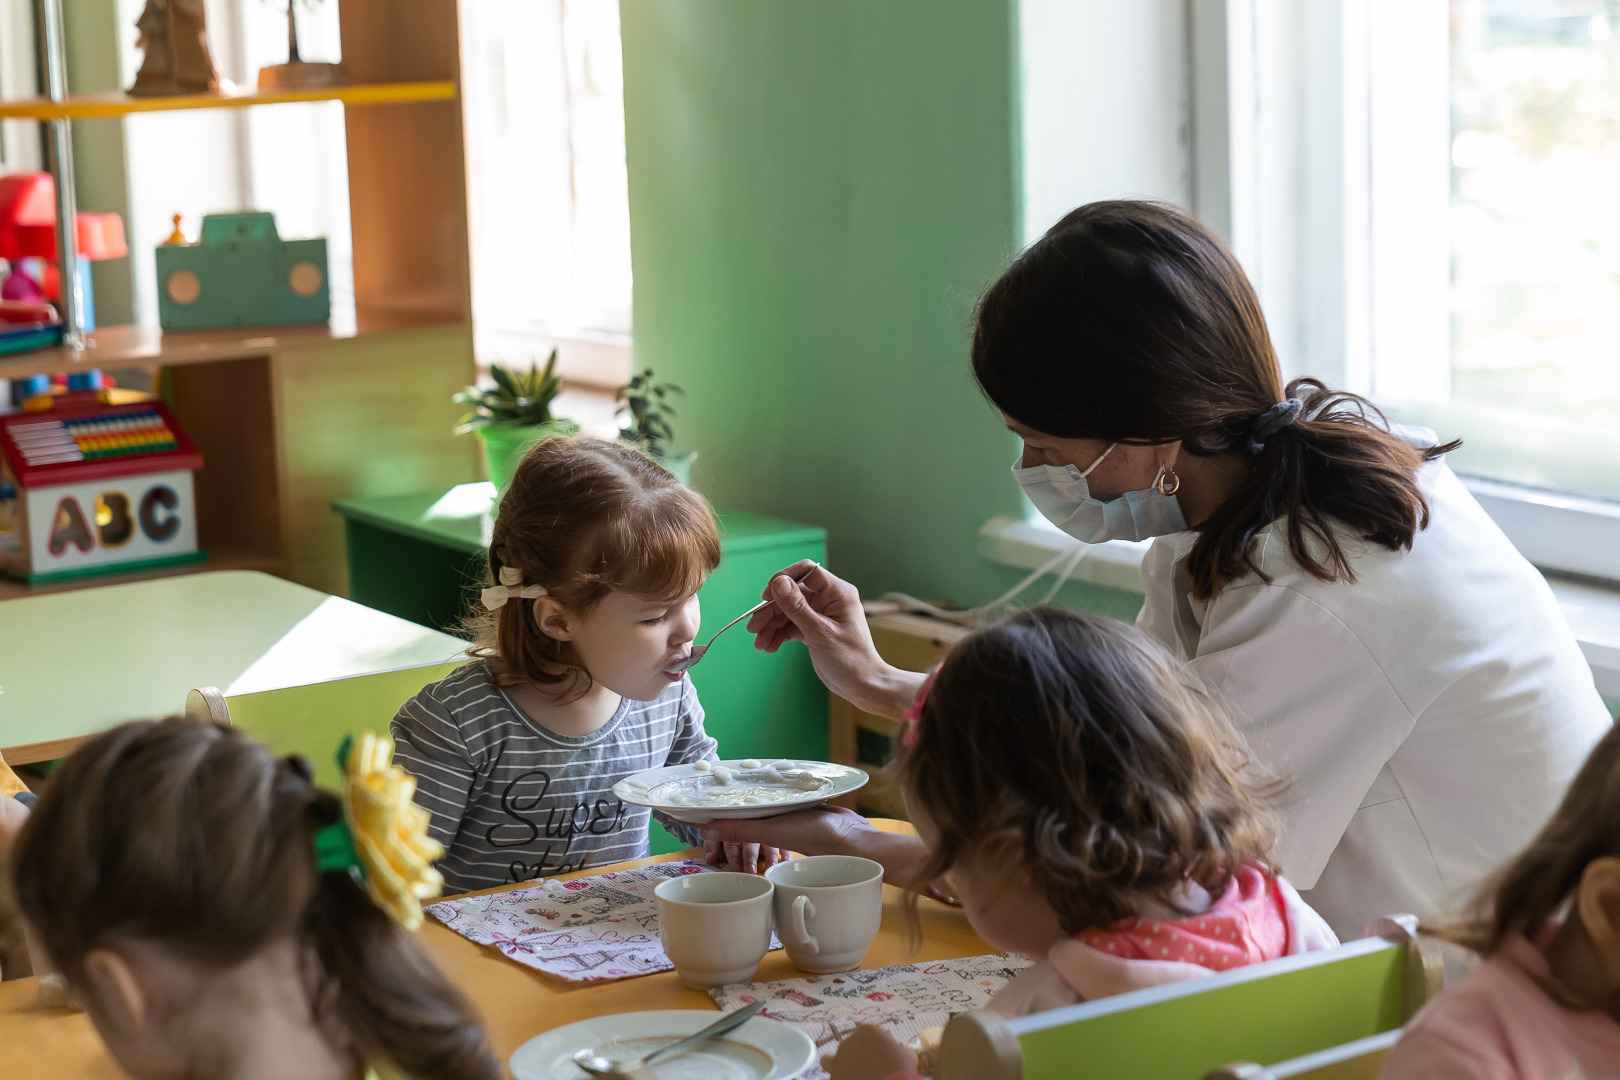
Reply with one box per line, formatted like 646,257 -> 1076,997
709,200 -> 1612,939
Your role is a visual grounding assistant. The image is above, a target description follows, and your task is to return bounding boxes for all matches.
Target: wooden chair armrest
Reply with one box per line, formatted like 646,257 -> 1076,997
185,686 -> 232,726
934,1009 -> 1022,1080
1366,913 -> 1445,1019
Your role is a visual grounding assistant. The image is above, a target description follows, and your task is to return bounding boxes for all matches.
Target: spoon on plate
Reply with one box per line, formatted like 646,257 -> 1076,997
571,1000 -> 767,1077
666,563 -> 820,674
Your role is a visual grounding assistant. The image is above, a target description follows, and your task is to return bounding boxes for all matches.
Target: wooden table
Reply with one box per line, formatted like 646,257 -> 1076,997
0,838 -> 988,1078
0,570 -> 467,763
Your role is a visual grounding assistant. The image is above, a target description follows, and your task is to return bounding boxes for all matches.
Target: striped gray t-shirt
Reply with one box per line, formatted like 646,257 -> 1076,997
391,661 -> 717,894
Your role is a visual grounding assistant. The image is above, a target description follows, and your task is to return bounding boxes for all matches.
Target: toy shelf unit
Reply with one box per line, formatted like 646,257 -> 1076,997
0,0 -> 480,601
0,395 -> 204,583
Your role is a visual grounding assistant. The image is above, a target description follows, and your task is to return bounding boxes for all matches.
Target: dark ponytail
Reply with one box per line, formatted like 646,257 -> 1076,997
304,790 -> 498,1080
9,718 -> 499,1080
972,200 -> 1458,600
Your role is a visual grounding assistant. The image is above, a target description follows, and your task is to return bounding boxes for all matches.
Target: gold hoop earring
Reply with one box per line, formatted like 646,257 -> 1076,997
1155,467 -> 1181,496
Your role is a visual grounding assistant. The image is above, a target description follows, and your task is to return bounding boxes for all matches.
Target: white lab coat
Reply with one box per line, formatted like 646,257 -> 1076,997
1137,455 -> 1611,940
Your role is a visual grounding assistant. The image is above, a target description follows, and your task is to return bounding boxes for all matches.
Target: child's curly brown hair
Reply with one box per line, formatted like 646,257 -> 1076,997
897,607 -> 1283,934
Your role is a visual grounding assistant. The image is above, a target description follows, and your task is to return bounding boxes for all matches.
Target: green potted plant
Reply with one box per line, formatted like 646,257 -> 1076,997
617,368 -> 697,485
454,350 -> 579,490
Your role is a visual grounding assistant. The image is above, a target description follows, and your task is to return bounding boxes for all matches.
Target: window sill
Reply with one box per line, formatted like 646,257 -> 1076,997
978,504 -> 1620,699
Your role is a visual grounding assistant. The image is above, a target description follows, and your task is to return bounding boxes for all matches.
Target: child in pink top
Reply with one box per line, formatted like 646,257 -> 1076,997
818,608 -> 1336,1079
1380,723 -> 1620,1080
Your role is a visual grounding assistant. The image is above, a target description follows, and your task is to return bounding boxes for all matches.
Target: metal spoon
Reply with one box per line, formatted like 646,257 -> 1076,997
666,563 -> 820,674
571,1000 -> 768,1077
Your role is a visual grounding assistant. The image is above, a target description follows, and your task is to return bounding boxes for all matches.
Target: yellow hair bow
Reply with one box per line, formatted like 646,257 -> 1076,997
319,732 -> 446,931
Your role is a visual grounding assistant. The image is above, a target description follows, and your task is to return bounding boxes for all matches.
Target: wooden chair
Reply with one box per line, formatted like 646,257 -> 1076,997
199,662 -> 454,787
1203,1029 -> 1400,1080
934,916 -> 1442,1080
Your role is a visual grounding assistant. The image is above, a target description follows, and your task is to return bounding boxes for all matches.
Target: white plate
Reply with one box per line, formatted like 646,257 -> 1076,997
612,758 -> 868,823
510,1009 -> 816,1080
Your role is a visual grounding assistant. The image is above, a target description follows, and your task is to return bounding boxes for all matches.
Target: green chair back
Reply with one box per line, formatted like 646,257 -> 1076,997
936,921 -> 1441,1080
225,663 -> 457,788
1204,1029 -> 1401,1080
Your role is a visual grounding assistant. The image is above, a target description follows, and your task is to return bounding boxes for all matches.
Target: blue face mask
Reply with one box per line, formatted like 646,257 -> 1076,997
1012,443 -> 1189,544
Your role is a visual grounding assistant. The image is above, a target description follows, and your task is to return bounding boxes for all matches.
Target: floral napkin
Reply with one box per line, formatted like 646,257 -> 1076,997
425,860 -> 781,983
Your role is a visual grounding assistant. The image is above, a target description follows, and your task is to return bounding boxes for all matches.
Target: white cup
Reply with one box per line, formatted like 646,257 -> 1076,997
654,872 -> 775,989
765,855 -> 885,974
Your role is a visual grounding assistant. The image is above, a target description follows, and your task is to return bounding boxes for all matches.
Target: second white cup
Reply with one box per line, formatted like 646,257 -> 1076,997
654,872 -> 775,989
766,855 -> 885,974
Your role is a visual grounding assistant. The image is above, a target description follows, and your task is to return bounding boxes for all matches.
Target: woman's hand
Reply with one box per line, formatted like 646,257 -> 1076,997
702,807 -> 932,889
747,561 -> 925,720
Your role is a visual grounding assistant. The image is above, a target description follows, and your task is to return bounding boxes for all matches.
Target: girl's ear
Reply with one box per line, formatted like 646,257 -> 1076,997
82,946 -> 147,1033
531,596 -> 579,641
1575,856 -> 1620,948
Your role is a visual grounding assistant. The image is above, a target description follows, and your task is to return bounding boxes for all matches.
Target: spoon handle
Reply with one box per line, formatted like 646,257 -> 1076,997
701,563 -> 820,649
640,1000 -> 767,1067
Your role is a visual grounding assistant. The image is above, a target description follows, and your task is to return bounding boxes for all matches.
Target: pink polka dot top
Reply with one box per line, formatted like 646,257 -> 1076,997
1075,863 -> 1290,972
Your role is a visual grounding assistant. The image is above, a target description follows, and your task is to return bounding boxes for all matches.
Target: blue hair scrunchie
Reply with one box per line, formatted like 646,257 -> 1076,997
1250,399 -> 1304,443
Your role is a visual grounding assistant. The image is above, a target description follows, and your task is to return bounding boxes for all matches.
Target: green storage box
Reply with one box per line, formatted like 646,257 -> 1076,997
155,211 -> 330,331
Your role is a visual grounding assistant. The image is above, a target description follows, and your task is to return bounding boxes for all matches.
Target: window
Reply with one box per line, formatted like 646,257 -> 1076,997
460,0 -> 632,386
1188,0 -> 1620,580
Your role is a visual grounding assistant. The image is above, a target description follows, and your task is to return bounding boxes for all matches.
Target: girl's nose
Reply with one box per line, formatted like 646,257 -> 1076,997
673,599 -> 700,643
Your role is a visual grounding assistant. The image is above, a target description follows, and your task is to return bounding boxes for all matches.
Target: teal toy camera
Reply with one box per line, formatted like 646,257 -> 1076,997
155,212 -> 329,331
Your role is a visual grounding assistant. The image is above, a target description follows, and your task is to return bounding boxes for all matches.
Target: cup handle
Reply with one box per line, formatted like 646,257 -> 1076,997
791,894 -> 819,955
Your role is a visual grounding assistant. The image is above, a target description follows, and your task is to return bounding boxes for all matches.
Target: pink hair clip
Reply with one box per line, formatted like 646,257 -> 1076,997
899,665 -> 940,747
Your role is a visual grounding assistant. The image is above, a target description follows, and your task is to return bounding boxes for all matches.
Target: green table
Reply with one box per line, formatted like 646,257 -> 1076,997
332,484 -> 832,824
0,570 -> 467,764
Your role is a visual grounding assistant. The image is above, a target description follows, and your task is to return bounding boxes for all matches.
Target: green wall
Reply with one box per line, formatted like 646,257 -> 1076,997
620,0 -> 1139,619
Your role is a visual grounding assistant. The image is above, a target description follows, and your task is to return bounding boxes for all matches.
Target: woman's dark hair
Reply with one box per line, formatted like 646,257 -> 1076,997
468,436 -> 721,701
972,200 -> 1459,600
9,718 -> 499,1080
1435,723 -> 1620,960
897,607 -> 1282,935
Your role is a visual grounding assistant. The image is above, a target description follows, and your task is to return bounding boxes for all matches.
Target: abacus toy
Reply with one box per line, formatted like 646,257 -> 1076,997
0,396 -> 203,583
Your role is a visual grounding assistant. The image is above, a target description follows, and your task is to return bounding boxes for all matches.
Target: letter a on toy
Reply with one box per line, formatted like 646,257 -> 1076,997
48,497 -> 94,556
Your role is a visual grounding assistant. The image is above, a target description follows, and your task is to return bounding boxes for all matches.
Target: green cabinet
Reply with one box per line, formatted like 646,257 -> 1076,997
332,484 -> 830,853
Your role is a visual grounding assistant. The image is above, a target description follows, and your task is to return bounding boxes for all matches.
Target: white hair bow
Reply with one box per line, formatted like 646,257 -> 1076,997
482,565 -> 549,610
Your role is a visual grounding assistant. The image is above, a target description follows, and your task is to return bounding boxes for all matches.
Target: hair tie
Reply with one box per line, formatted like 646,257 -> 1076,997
312,733 -> 445,931
1250,399 -> 1304,443
481,564 -> 549,610
899,665 -> 942,747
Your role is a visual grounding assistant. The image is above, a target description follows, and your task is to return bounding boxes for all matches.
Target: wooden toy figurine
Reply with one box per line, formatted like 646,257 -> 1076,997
131,0 -> 221,97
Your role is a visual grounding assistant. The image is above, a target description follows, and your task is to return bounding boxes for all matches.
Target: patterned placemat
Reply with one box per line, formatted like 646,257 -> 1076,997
425,861 -> 781,983
710,952 -> 1034,1079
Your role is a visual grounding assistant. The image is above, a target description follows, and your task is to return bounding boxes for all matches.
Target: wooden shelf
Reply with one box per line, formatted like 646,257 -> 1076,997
0,305 -> 467,379
0,80 -> 456,121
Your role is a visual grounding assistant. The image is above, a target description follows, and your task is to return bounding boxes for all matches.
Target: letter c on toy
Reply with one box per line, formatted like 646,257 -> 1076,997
138,486 -> 181,543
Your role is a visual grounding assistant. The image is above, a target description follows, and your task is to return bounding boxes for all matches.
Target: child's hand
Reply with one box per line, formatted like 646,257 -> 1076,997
702,840 -> 788,874
822,1023 -> 918,1080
